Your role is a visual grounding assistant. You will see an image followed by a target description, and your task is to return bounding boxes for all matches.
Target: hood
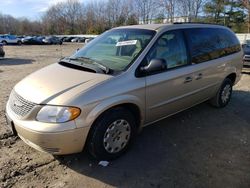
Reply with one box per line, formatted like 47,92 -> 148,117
14,63 -> 112,104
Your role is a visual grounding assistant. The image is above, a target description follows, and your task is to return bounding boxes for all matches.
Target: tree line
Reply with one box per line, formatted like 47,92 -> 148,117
0,0 -> 250,35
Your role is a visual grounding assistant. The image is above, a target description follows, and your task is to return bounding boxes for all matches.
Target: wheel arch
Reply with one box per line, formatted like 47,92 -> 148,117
225,72 -> 236,85
85,96 -> 144,131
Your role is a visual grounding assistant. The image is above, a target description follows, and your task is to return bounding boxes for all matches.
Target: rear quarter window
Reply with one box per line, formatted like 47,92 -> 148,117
185,28 -> 241,64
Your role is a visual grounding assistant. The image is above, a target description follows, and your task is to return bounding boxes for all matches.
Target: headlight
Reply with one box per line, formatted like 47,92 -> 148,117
36,105 -> 81,123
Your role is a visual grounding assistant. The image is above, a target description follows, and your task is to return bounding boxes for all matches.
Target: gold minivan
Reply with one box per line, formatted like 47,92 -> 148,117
5,24 -> 243,160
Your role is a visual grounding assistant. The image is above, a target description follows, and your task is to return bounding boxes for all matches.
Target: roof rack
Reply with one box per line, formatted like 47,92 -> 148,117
173,22 -> 224,26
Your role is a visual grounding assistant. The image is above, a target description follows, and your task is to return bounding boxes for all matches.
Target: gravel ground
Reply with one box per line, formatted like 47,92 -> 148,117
0,44 -> 250,188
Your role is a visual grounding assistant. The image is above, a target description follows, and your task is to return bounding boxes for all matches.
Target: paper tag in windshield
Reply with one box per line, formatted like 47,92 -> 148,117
116,40 -> 137,46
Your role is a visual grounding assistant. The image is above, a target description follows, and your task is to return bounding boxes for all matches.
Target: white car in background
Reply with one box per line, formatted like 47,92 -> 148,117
0,35 -> 22,45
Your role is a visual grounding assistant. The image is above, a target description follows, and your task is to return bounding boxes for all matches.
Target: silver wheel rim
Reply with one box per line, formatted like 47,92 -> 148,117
103,119 -> 131,153
221,84 -> 231,103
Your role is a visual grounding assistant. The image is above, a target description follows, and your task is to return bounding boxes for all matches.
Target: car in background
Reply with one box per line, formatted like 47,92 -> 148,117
71,37 -> 80,42
0,43 -> 5,59
58,36 -> 66,42
0,35 -> 22,45
63,37 -> 74,42
77,37 -> 86,43
42,36 -> 62,45
17,35 -> 26,40
21,36 -> 33,44
22,36 -> 45,45
242,40 -> 250,67
85,37 -> 95,43
71,37 -> 87,43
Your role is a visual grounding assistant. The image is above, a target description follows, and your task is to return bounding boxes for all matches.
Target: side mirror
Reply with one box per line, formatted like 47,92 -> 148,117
140,58 -> 167,75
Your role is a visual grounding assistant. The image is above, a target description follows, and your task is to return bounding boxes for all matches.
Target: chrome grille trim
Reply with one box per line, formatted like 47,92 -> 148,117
8,90 -> 36,118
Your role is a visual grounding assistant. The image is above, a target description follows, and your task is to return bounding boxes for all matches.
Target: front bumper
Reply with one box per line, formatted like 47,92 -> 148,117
6,104 -> 90,155
16,124 -> 89,154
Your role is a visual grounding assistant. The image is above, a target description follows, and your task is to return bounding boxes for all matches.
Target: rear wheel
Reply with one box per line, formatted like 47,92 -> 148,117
17,40 -> 22,45
2,41 -> 7,45
209,78 -> 233,108
87,107 -> 137,160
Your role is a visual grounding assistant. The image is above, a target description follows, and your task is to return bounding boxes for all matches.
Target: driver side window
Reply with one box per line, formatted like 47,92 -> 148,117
146,30 -> 188,69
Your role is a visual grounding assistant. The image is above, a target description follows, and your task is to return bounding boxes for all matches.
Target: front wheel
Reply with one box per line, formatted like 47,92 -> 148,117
209,78 -> 233,108
2,41 -> 7,45
87,107 -> 137,160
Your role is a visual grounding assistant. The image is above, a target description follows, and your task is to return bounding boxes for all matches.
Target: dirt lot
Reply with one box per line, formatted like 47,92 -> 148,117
0,44 -> 250,188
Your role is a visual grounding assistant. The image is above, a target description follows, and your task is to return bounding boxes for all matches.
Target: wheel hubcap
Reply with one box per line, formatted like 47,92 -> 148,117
221,84 -> 231,103
103,119 -> 131,153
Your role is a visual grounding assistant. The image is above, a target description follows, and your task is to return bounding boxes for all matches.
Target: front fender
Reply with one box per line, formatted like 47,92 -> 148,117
85,95 -> 145,128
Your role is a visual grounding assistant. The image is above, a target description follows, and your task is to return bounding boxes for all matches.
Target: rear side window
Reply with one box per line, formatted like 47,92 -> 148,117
186,28 -> 240,64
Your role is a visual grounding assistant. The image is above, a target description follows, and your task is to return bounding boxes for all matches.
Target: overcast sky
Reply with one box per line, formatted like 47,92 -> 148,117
0,0 -> 85,20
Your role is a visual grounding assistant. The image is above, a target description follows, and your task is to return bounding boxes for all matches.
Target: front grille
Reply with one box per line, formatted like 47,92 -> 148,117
8,90 -> 36,118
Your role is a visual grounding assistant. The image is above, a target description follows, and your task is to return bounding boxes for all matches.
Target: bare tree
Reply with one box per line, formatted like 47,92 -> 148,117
64,0 -> 83,34
178,0 -> 204,21
134,0 -> 159,23
242,0 -> 250,32
159,0 -> 176,23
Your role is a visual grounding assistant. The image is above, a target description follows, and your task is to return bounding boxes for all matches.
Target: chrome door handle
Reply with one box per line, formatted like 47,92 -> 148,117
195,73 -> 203,80
184,76 -> 193,83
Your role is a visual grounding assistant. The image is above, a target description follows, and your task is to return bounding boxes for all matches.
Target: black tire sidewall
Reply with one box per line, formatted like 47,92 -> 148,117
88,108 -> 137,160
217,78 -> 233,107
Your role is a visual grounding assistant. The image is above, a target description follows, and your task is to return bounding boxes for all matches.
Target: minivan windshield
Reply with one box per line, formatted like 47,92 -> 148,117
70,29 -> 156,72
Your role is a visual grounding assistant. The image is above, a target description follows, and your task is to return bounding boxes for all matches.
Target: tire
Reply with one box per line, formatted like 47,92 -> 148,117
17,40 -> 22,45
2,41 -> 7,45
87,107 -> 137,160
209,78 -> 233,108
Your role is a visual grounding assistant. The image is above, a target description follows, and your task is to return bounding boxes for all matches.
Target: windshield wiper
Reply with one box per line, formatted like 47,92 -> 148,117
59,59 -> 100,73
69,57 -> 112,74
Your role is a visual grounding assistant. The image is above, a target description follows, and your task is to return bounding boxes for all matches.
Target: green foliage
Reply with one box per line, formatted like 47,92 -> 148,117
203,0 -> 247,33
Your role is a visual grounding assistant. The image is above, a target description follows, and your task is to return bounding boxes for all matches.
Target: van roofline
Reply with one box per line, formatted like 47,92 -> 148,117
115,23 -> 228,31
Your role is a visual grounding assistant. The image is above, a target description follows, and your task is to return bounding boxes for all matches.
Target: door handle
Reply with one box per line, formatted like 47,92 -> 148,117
184,76 -> 193,83
195,73 -> 203,80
